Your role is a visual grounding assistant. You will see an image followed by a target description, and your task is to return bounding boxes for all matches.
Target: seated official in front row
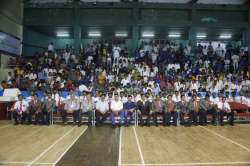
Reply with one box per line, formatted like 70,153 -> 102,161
13,95 -> 30,125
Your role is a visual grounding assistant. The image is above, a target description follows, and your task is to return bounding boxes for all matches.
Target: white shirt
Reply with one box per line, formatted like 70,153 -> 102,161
48,44 -> 54,51
95,100 -> 109,113
110,100 -> 123,112
217,101 -> 231,111
13,100 -> 29,112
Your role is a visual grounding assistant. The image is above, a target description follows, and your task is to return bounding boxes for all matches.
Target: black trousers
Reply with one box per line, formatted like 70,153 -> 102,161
61,109 -> 68,123
205,108 -> 217,125
43,111 -> 52,125
35,112 -> 44,124
139,110 -> 150,126
190,110 -> 199,125
95,111 -> 109,125
180,112 -> 191,125
124,111 -> 134,125
13,111 -> 29,124
199,110 -> 207,125
73,110 -> 92,125
163,111 -> 178,126
219,110 -> 234,125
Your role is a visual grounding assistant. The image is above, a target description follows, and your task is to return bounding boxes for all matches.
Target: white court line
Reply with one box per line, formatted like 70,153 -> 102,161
133,126 -> 145,166
52,126 -> 88,166
201,126 -> 250,152
0,161 -> 53,165
118,127 -> 122,166
121,161 -> 250,165
27,127 -> 76,166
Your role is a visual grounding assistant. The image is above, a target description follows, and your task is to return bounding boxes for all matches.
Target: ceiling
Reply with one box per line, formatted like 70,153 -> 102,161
27,0 -> 248,5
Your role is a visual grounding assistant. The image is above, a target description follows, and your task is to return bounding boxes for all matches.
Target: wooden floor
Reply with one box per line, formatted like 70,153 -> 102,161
0,121 -> 250,166
0,121 -> 87,166
120,125 -> 250,166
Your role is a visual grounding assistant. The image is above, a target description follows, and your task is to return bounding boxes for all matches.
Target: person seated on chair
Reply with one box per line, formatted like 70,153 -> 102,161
79,92 -> 94,126
110,93 -> 123,127
63,94 -> 80,125
177,94 -> 190,126
152,95 -> 164,126
44,93 -> 56,125
12,95 -> 29,125
200,94 -> 217,125
217,97 -> 234,126
136,94 -> 146,126
188,94 -> 200,126
123,94 -> 136,126
163,95 -> 178,126
29,94 -> 44,125
95,93 -> 109,125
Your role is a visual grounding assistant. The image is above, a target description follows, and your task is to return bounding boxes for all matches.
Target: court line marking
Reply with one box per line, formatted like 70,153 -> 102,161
52,126 -> 88,166
200,126 -> 250,152
121,161 -> 250,165
118,127 -> 122,166
0,161 -> 53,165
27,126 -> 76,166
133,126 -> 145,166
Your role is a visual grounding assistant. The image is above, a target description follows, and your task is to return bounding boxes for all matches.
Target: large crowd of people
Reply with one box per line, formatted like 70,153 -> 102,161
2,39 -> 250,127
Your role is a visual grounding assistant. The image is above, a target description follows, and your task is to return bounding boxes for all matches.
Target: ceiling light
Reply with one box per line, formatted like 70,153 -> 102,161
56,32 -> 70,37
196,33 -> 207,39
115,32 -> 128,37
168,33 -> 181,38
142,32 -> 155,38
88,32 -> 101,37
219,34 -> 232,39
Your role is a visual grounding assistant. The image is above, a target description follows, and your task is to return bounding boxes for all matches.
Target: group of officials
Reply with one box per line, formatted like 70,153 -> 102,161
12,90 -> 235,127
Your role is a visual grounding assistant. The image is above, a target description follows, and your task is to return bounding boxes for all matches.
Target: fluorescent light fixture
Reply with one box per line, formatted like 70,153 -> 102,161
219,34 -> 232,39
142,32 -> 155,38
56,32 -> 70,37
88,32 -> 101,37
115,32 -> 128,37
196,33 -> 207,39
168,33 -> 181,38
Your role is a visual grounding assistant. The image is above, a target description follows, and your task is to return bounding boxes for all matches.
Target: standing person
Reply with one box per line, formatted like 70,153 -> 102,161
29,94 -> 44,125
217,97 -> 234,126
79,92 -> 94,126
163,95 -> 178,126
152,95 -> 164,126
177,95 -> 190,126
12,95 -> 29,125
123,95 -> 136,126
44,93 -> 56,125
110,93 -> 123,127
95,93 -> 109,126
188,95 -> 200,125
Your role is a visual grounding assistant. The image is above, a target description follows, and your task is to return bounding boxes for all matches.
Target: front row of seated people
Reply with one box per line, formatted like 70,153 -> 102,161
12,91 -> 236,127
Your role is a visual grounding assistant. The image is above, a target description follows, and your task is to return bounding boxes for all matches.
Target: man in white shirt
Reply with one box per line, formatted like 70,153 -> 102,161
110,93 -> 123,127
95,94 -> 109,125
231,54 -> 239,71
48,42 -> 54,52
12,95 -> 29,125
217,97 -> 234,126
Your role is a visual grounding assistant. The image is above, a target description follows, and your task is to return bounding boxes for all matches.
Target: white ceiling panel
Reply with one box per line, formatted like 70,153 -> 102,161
197,0 -> 247,5
139,0 -> 191,3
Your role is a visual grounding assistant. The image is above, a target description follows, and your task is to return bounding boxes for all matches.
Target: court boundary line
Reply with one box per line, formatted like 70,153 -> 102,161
133,126 -> 145,166
200,126 -> 250,152
0,161 -> 54,165
52,126 -> 88,166
121,161 -> 250,165
27,126 -> 76,166
118,127 -> 122,166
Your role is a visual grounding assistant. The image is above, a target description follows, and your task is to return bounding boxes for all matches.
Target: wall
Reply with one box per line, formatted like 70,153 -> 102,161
23,28 -> 73,56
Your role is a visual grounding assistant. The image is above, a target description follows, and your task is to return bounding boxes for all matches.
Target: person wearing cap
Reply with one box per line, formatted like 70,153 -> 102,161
217,97 -> 234,126
110,93 -> 123,127
95,93 -> 109,125
123,95 -> 136,126
163,95 -> 178,126
12,95 -> 30,125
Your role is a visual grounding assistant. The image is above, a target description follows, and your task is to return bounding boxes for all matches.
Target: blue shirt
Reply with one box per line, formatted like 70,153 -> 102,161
124,101 -> 136,110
